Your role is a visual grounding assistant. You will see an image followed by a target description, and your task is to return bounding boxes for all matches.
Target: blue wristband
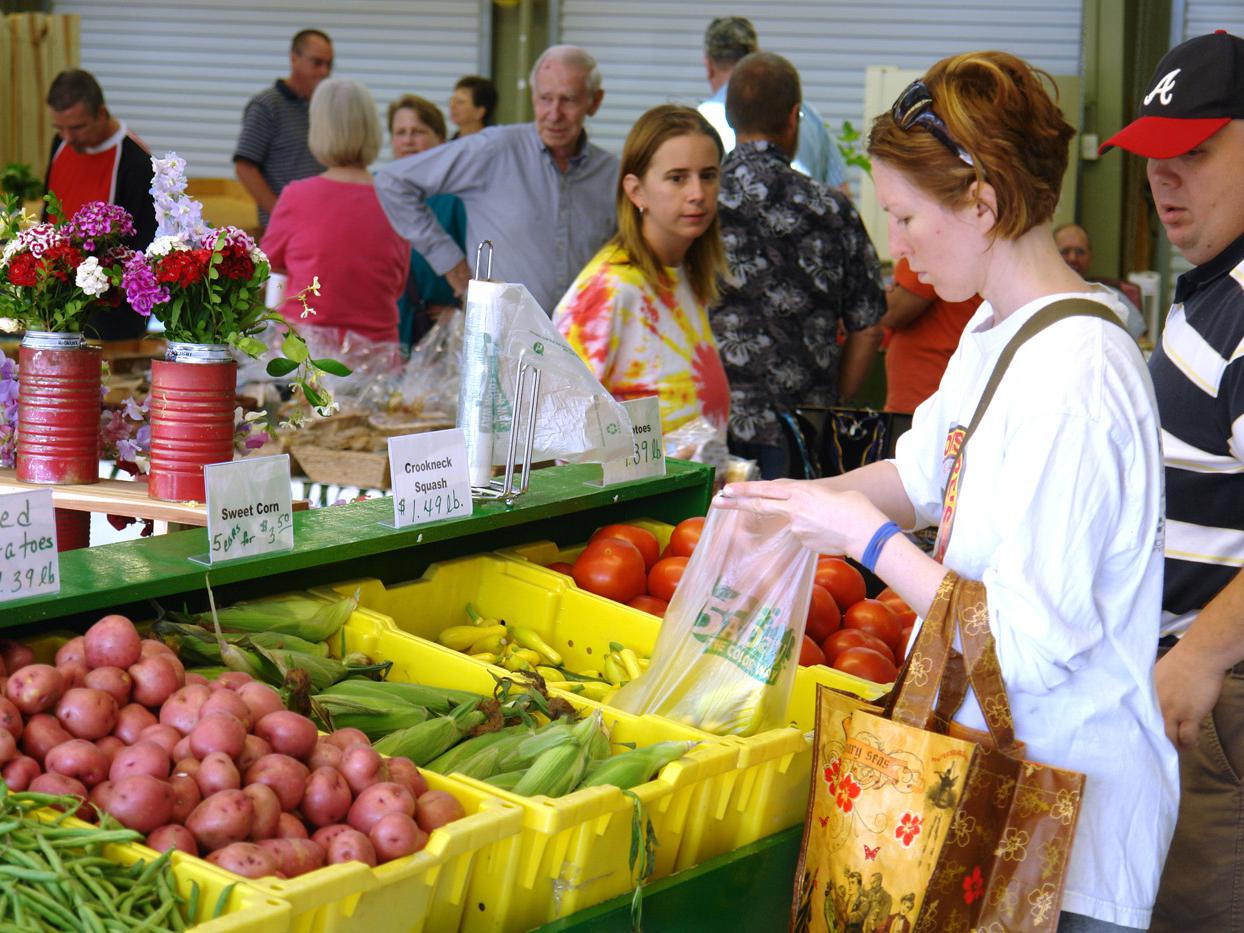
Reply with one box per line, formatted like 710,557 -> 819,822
860,521 -> 903,573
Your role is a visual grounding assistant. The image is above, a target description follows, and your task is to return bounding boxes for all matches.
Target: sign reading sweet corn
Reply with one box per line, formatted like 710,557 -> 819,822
199,454 -> 293,564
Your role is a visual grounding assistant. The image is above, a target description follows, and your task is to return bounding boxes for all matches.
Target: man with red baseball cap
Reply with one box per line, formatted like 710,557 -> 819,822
1103,29 -> 1244,932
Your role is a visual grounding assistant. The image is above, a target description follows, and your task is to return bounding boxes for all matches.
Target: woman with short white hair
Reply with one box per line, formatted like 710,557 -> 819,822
262,76 -> 409,345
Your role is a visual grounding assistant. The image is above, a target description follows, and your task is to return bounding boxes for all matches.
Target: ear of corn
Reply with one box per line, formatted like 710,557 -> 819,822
317,680 -> 483,713
577,741 -> 696,791
313,695 -> 430,739
372,700 -> 486,764
246,630 -> 330,658
513,741 -> 590,797
206,591 -> 357,641
497,721 -> 576,772
483,769 -> 526,791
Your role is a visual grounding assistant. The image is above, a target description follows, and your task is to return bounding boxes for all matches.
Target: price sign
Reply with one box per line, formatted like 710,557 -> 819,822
601,396 -> 666,485
0,490 -> 59,602
388,428 -> 473,529
200,455 -> 293,564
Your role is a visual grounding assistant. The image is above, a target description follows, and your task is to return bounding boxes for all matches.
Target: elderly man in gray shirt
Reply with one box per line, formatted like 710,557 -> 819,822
376,45 -> 618,312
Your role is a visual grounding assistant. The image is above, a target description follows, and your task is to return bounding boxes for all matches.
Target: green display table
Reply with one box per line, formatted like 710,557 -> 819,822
1,460 -> 713,628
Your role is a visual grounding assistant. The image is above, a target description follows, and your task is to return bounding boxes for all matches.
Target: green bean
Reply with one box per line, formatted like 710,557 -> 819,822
186,879 -> 200,921
72,862 -> 118,909
131,899 -> 175,933
17,884 -> 80,928
211,881 -> 238,920
0,865 -> 59,882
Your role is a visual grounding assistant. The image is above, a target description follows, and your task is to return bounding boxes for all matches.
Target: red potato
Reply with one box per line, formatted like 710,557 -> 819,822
208,842 -> 279,879
139,724 -> 182,756
147,824 -> 198,856
90,780 -> 114,812
173,757 -> 201,778
243,782 -> 281,841
307,741 -> 343,771
30,773 -> 92,819
56,687 -> 119,740
415,790 -> 466,833
128,656 -> 182,708
172,735 -> 193,762
369,812 -> 426,861
386,758 -> 428,800
186,789 -> 254,851
200,690 -> 252,731
325,728 -> 371,751
0,640 -> 34,674
347,782 -> 415,835
236,735 -> 272,774
254,711 -> 318,761
236,682 -> 283,724
7,664 -> 66,716
83,667 -> 132,707
139,639 -> 176,659
2,755 -> 40,791
326,829 -> 378,867
276,812 -> 309,839
109,741 -> 171,783
214,672 -> 254,691
196,752 -> 241,796
159,684 -> 212,735
311,823 -> 356,848
108,774 -> 175,833
156,651 -> 185,681
56,661 -> 88,690
84,615 -> 143,669
0,728 -> 17,766
169,773 -> 202,823
113,703 -> 158,744
301,767 -> 352,828
340,746 -> 388,795
189,713 -> 247,761
184,672 -> 209,687
257,838 -> 324,878
94,735 -> 125,763
22,714 -> 73,764
54,637 -> 86,668
245,754 -> 309,811
45,739 -> 110,787
0,697 -> 23,739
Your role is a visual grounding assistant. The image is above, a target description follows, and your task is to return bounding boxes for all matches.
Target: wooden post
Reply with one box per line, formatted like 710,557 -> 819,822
0,13 -> 80,179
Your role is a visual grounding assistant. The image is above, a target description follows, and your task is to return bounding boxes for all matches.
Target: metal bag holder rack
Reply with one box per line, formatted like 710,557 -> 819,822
468,241 -> 543,505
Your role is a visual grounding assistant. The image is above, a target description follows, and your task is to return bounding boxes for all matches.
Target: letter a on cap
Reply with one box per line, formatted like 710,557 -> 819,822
1144,69 -> 1181,107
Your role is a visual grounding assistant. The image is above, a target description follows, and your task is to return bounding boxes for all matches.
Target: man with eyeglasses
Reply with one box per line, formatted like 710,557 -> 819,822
233,29 -> 333,228
1101,29 -> 1244,932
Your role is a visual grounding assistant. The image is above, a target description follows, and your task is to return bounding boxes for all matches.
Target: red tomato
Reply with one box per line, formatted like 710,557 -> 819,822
899,625 -> 914,660
805,584 -> 841,643
876,587 -> 917,628
571,537 -> 647,603
546,562 -> 574,576
815,558 -> 867,612
843,599 -> 903,659
668,517 -> 705,558
799,636 -> 826,667
648,556 -> 689,602
592,524 -> 660,571
628,595 -> 669,617
832,646 -> 898,684
820,628 -> 894,665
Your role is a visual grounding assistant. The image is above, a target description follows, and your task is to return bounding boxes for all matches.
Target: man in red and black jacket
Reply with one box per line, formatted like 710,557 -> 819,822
43,68 -> 155,340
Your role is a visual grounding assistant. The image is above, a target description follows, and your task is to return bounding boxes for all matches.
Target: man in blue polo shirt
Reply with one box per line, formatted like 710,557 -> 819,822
1102,30 -> 1244,932
233,29 -> 332,228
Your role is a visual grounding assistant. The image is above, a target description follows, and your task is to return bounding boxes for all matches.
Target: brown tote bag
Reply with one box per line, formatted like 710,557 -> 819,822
791,300 -> 1127,932
792,573 -> 1085,933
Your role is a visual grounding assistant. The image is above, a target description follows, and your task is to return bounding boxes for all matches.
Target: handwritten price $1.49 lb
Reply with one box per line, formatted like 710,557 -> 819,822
396,490 -> 465,522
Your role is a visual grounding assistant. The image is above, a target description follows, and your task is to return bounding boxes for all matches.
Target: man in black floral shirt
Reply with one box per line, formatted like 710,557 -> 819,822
711,51 -> 884,478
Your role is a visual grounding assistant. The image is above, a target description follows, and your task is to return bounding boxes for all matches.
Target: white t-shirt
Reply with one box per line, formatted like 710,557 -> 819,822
892,290 -> 1178,928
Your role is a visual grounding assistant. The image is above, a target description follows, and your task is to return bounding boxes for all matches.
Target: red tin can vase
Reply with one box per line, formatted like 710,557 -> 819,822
148,342 -> 237,503
16,331 -> 102,485
55,507 -> 90,552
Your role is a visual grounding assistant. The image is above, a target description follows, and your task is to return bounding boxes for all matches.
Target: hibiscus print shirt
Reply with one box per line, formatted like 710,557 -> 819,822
554,243 -> 730,434
712,141 -> 884,446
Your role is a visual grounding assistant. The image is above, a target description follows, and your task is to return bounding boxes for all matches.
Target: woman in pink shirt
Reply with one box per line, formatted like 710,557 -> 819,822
261,77 -> 409,345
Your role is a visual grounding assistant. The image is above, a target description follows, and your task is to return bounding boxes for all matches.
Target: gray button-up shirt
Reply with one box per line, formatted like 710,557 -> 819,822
375,123 -> 619,312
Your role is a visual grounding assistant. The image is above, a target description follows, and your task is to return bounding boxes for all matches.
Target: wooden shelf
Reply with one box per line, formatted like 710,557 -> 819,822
0,470 -> 208,526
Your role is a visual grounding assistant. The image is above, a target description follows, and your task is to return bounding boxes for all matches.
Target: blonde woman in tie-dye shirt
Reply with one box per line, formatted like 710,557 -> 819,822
554,105 -> 730,434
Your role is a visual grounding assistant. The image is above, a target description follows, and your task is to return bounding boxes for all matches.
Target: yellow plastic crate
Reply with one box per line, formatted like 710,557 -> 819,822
312,555 -> 886,871
21,625 -> 524,933
334,607 -> 741,932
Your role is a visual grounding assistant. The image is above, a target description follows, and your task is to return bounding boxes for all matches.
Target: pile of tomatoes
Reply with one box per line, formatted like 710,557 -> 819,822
799,557 -> 916,685
546,518 -> 705,618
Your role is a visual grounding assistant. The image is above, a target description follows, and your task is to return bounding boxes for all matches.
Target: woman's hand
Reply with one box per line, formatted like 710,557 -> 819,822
715,479 -> 890,563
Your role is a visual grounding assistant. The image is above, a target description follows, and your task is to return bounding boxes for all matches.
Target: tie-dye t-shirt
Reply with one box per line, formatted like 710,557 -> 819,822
554,243 -> 730,434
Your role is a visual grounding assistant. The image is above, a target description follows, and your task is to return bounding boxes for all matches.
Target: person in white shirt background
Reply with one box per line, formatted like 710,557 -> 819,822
717,49 -> 1176,932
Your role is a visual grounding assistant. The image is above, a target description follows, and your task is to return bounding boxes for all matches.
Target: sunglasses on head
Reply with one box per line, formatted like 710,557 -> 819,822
891,80 -> 975,167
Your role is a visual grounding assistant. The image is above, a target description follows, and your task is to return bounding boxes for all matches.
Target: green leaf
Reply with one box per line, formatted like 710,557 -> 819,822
234,335 -> 267,358
302,383 -> 327,408
311,358 -> 351,377
266,357 -> 300,377
281,331 -> 309,364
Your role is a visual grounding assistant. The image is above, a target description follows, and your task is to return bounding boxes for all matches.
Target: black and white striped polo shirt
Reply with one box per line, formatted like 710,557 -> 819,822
232,79 -> 323,226
1149,231 -> 1244,631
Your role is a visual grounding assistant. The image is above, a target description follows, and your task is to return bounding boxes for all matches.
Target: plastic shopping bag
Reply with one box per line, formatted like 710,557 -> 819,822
611,505 -> 817,735
457,278 -> 633,485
